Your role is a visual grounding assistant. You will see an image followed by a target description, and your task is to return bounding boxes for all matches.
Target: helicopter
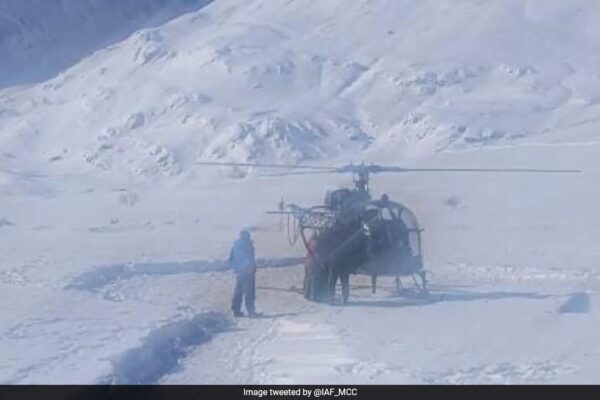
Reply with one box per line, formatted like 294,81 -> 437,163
196,160 -> 581,304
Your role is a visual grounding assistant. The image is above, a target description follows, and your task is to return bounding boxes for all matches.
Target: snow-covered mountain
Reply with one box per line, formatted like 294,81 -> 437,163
1,0 -> 599,385
2,0 -> 600,180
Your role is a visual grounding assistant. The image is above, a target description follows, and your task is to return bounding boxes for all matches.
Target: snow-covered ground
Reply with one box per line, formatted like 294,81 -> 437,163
1,0 -> 599,384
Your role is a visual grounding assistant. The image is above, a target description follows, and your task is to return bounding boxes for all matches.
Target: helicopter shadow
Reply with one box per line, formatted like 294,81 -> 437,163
347,287 -> 551,308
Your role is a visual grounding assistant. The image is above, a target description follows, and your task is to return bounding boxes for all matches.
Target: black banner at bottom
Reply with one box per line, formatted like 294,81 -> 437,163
0,385 -> 598,400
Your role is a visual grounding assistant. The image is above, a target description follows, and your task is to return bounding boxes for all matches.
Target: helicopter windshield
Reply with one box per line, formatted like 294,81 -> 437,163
362,201 -> 422,258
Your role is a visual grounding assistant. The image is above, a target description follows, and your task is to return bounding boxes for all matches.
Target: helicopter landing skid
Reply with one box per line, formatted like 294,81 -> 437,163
393,271 -> 428,296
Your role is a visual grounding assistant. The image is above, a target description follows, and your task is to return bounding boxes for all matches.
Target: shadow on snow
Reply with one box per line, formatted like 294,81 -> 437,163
102,312 -> 230,384
347,288 -> 552,308
65,257 -> 304,292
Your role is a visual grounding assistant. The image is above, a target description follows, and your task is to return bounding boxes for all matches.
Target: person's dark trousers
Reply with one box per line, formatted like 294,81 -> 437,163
328,266 -> 350,304
339,272 -> 350,304
232,272 -> 256,314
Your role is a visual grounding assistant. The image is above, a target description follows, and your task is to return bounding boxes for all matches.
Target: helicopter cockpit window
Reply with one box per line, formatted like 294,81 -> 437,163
362,202 -> 422,259
379,207 -> 397,220
398,207 -> 421,258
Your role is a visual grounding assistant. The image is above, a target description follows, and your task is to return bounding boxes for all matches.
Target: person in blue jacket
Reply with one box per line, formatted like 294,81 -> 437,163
228,230 -> 258,318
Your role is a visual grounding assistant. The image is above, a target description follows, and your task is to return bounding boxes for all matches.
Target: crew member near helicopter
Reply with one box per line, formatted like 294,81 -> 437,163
326,220 -> 360,305
228,230 -> 258,318
304,231 -> 332,302
303,232 -> 319,300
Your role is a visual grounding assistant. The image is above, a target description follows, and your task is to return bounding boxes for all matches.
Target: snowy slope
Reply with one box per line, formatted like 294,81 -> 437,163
1,0 -> 599,385
2,0 -> 600,178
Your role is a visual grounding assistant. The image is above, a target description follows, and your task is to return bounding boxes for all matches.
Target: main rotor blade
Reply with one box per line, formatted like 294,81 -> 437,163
196,161 -> 337,171
259,170 -> 339,177
197,160 -> 582,174
374,166 -> 582,174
